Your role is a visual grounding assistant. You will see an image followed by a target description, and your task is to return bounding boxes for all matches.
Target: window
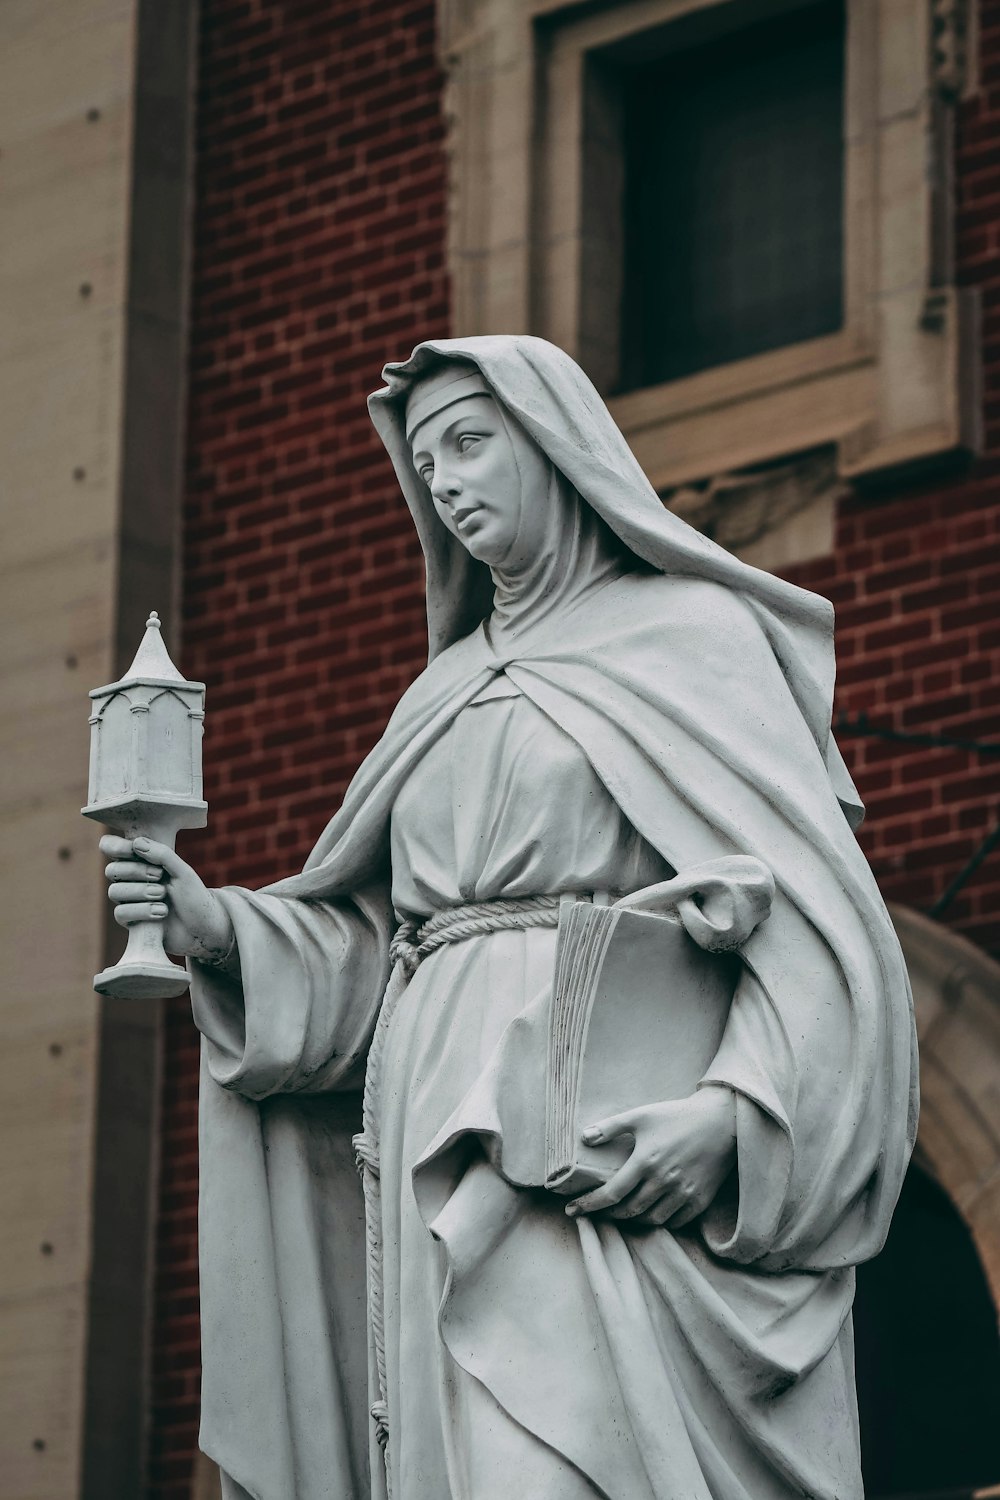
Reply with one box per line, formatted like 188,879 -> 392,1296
618,3 -> 845,389
442,0 -> 979,511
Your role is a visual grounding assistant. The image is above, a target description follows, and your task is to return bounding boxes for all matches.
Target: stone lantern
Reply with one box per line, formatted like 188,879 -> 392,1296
82,611 -> 207,998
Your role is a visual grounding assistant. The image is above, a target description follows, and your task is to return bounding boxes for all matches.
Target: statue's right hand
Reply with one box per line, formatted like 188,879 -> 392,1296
99,835 -> 234,962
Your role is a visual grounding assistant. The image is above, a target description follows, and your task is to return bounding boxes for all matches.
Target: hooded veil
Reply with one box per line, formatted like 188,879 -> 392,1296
190,335 -> 916,1500
368,336 -> 863,819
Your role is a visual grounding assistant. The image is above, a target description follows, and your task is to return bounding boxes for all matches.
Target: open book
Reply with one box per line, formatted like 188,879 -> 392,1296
542,861 -> 772,1195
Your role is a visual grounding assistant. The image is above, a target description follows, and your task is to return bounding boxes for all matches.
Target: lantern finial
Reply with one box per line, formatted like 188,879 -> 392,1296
123,609 -> 185,684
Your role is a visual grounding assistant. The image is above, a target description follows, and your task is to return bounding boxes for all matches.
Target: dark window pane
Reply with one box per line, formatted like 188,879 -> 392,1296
620,3 -> 845,390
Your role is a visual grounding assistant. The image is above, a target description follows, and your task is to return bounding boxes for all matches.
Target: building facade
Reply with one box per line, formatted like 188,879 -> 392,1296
2,1 -> 999,1498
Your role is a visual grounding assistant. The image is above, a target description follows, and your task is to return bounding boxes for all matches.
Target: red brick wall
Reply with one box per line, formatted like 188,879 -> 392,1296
146,1 -> 448,1493
784,21 -> 1000,958
789,479 -> 1000,956
147,2 -> 1000,1494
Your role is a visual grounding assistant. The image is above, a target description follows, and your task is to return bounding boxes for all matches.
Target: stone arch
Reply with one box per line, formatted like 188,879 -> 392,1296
890,903 -> 1000,1311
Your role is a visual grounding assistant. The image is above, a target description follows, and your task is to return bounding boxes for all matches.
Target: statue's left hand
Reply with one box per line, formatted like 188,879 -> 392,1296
566,1086 -> 737,1228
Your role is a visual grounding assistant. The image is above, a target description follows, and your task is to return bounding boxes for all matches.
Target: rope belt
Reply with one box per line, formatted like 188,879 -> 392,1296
354,891 -> 566,1490
389,892 -> 563,976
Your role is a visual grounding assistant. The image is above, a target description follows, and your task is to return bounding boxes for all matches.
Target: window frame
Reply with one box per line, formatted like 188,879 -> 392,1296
439,0 -> 980,491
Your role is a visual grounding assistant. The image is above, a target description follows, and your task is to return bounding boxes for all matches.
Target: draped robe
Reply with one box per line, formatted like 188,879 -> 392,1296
189,337 -> 917,1500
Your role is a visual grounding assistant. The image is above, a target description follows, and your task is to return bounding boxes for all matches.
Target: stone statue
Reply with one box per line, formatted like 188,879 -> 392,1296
100,336 -> 917,1500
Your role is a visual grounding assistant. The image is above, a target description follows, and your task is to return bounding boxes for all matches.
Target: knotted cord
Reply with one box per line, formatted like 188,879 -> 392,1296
352,893 -> 562,1492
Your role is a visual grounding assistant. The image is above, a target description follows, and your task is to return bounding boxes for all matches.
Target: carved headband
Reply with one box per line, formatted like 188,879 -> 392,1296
404,366 -> 494,442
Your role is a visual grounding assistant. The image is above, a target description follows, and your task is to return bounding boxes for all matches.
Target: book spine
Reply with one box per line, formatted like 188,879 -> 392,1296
545,905 -> 620,1187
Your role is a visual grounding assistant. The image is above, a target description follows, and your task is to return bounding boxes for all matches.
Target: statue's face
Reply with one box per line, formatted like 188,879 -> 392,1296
410,393 -> 544,568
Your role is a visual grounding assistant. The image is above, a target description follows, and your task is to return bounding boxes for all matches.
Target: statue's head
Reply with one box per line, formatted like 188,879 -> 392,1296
370,337 -> 839,712
405,362 -> 551,571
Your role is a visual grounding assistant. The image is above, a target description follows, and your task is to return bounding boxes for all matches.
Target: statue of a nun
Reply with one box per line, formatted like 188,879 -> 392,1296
101,336 -> 917,1500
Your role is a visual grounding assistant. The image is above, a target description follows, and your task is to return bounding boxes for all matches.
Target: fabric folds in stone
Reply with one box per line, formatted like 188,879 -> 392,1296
188,335 -> 916,1500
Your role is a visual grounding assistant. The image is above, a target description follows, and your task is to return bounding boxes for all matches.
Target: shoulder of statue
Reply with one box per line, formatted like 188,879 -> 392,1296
583,568 -> 757,636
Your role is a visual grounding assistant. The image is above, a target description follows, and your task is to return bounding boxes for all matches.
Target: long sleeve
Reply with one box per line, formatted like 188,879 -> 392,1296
697,881 -> 901,1270
190,881 -> 394,1100
697,957 -> 800,1264
193,878 -> 393,1498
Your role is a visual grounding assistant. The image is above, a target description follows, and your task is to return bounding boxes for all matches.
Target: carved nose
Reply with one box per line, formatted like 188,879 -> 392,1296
434,476 -> 462,504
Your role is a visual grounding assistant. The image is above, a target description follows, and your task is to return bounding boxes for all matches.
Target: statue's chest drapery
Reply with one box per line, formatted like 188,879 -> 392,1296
388,672 -> 668,917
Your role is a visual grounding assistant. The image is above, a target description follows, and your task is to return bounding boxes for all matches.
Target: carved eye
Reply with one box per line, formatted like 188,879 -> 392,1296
457,433 -> 482,454
418,464 -> 434,484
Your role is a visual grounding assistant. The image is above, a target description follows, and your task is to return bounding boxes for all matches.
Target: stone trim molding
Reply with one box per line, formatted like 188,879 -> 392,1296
891,903 -> 1000,1312
439,0 -> 981,491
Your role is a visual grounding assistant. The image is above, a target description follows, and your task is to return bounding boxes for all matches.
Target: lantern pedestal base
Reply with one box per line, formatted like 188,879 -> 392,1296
93,959 -> 191,1000
94,913 -> 192,999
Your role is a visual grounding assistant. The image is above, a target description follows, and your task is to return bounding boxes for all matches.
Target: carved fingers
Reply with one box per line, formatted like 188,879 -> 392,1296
661,1197 -> 704,1230
580,1109 -> 641,1148
104,860 -> 164,883
99,835 -> 186,879
108,881 -> 166,903
113,900 -> 170,928
129,837 -> 188,877
108,881 -> 166,928
565,1151 -> 646,1217
566,1091 -> 737,1229
99,835 -> 137,861
102,839 -> 168,926
607,1168 -> 697,1223
568,1147 -> 698,1225
98,835 -> 232,959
